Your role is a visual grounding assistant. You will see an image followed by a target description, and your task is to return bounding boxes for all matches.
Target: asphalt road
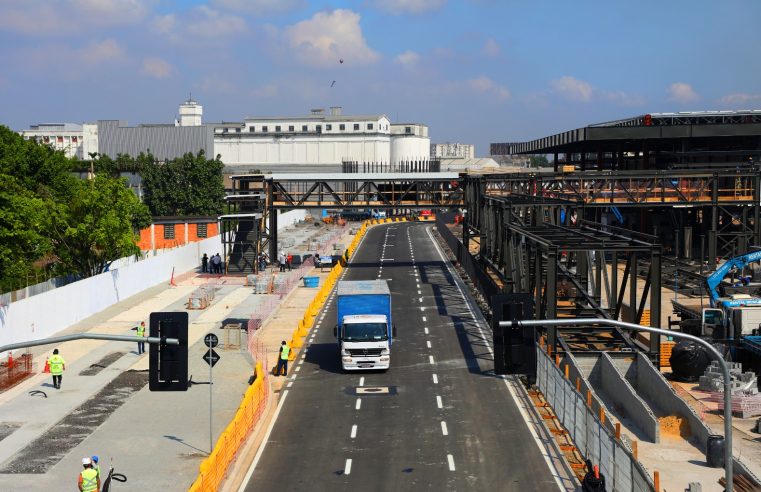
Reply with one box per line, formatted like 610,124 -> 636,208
241,222 -> 561,491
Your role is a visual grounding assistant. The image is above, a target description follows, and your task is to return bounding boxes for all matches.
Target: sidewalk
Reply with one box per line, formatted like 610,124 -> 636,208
0,220 -> 359,491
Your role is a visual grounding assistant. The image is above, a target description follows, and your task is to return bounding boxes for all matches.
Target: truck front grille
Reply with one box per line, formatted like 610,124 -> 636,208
348,349 -> 383,357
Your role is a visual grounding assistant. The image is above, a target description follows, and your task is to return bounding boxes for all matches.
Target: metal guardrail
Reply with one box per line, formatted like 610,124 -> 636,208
536,343 -> 655,492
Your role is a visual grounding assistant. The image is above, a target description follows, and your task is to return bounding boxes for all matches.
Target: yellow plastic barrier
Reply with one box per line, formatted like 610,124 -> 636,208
188,363 -> 267,492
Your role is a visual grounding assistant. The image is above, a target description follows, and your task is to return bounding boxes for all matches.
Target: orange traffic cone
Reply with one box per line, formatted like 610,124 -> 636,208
43,357 -> 50,373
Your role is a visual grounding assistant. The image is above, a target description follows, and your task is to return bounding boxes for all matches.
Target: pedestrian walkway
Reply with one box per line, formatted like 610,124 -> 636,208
0,220 -> 360,491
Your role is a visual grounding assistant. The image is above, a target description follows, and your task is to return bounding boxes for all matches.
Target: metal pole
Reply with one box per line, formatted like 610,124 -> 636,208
209,356 -> 213,454
500,318 -> 734,492
0,333 -> 179,354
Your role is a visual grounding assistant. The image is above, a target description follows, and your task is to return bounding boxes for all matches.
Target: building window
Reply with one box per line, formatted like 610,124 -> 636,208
262,126 -> 268,132
316,125 -> 322,133
164,224 -> 175,240
223,128 -> 229,133
326,124 -> 332,131
302,125 -> 308,131
249,126 -> 255,132
368,123 -> 374,130
405,126 -> 412,134
275,125 -> 281,132
289,125 -> 294,131
235,128 -> 241,133
339,124 -> 345,131
353,123 -> 360,131
197,223 -> 208,238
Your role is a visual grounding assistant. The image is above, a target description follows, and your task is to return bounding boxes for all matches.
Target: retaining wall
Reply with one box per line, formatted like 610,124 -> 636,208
0,235 -> 222,351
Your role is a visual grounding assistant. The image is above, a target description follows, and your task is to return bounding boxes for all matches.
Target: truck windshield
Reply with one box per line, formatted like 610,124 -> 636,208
342,323 -> 388,341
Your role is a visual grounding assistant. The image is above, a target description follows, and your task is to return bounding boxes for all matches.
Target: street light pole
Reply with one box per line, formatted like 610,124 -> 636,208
500,318 -> 734,492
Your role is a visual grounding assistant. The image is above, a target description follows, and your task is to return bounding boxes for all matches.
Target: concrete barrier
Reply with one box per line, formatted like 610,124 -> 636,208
0,235 -> 222,352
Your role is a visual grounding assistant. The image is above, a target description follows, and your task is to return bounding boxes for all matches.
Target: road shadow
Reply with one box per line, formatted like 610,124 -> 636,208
304,342 -> 344,374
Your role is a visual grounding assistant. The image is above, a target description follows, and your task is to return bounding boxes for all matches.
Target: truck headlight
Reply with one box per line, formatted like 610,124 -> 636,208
380,348 -> 389,356
341,349 -> 350,356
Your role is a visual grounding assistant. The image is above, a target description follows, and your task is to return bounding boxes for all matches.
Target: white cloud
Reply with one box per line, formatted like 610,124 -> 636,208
668,82 -> 699,103
81,39 -> 126,64
154,6 -> 247,43
0,0 -> 150,34
482,38 -> 501,57
369,0 -> 446,15
720,93 -> 761,105
283,10 -> 380,67
395,50 -> 420,66
548,75 -> 644,106
551,76 -> 593,102
141,57 -> 173,79
212,0 -> 306,15
467,76 -> 510,101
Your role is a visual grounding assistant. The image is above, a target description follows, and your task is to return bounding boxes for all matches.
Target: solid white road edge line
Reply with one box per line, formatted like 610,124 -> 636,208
237,389 -> 290,492
425,226 -> 566,491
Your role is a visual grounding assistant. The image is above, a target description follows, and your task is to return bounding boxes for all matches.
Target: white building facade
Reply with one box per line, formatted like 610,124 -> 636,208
431,142 -> 475,159
214,108 -> 429,167
20,123 -> 85,159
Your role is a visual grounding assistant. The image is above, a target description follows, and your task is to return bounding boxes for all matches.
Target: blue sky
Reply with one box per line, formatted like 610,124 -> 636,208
1,0 -> 760,156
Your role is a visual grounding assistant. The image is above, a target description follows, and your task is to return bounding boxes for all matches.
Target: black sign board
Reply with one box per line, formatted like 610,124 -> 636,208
203,349 -> 221,367
204,333 -> 219,348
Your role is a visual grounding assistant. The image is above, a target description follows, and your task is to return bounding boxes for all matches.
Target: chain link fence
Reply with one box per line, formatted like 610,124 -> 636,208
536,344 -> 655,492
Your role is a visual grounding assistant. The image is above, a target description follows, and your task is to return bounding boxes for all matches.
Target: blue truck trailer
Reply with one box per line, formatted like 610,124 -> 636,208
334,280 -> 394,370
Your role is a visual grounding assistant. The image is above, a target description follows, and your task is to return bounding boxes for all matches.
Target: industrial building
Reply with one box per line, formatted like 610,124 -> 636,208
19,100 -> 431,170
431,142 -> 475,159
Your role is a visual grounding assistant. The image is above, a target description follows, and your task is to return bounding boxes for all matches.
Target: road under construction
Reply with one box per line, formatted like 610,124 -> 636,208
2,111 -> 761,491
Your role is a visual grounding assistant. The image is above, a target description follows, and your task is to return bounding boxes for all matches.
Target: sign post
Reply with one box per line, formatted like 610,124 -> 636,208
203,333 -> 220,453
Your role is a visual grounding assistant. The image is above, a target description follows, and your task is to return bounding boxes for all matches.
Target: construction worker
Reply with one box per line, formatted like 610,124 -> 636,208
91,455 -> 100,482
276,340 -> 290,376
136,321 -> 146,355
78,456 -> 100,492
49,348 -> 65,390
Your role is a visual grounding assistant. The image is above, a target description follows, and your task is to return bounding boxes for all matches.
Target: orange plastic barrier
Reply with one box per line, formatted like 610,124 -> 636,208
188,362 -> 268,492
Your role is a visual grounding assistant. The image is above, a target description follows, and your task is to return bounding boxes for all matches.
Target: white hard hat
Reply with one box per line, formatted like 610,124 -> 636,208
82,457 -> 92,465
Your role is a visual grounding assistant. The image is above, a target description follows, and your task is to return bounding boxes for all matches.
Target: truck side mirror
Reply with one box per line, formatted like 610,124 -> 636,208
334,325 -> 338,337
392,324 -> 397,337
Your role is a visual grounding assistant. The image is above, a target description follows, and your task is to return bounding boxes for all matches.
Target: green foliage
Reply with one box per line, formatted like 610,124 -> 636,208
0,126 -> 152,290
141,150 -> 225,216
529,155 -> 550,167
0,175 -> 53,292
0,125 -> 76,199
49,175 -> 151,277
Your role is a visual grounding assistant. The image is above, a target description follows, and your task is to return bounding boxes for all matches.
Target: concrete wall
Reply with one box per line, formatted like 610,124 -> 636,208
278,209 -> 308,229
0,235 -> 222,353
562,354 -> 620,437
631,352 -> 713,445
599,353 -> 660,443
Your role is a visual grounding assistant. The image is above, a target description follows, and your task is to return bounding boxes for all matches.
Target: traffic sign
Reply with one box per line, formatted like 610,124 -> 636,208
203,349 -> 220,367
204,333 -> 219,348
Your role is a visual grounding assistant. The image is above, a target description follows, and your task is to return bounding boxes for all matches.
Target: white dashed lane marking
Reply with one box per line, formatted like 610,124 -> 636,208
429,355 -> 435,364
441,421 -> 449,436
432,374 -> 438,384
351,425 -> 358,439
344,459 -> 352,475
359,377 -> 364,387
355,398 -> 362,410
447,454 -> 455,471
436,395 -> 443,409
426,340 -> 431,349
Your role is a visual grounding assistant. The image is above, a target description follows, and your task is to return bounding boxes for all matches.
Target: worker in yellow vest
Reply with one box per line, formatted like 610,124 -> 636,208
276,340 -> 290,376
49,348 -> 66,390
136,321 -> 147,355
78,456 -> 100,492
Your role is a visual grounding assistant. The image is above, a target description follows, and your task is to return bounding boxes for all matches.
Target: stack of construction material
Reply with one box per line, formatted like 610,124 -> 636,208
255,276 -> 271,294
188,286 -> 215,309
246,274 -> 257,286
698,361 -> 758,394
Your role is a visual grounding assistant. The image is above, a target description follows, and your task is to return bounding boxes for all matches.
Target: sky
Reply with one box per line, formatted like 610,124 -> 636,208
1,0 -> 760,156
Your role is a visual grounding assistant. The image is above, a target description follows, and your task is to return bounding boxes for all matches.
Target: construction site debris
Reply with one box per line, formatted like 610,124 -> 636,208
698,361 -> 758,394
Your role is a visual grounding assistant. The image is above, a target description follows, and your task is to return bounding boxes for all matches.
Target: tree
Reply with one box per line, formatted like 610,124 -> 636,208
0,175 -> 53,292
48,175 -> 152,277
141,150 -> 225,216
529,155 -> 549,168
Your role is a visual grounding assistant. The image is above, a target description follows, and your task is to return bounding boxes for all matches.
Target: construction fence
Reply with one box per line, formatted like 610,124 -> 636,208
536,343 -> 655,492
188,362 -> 268,492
